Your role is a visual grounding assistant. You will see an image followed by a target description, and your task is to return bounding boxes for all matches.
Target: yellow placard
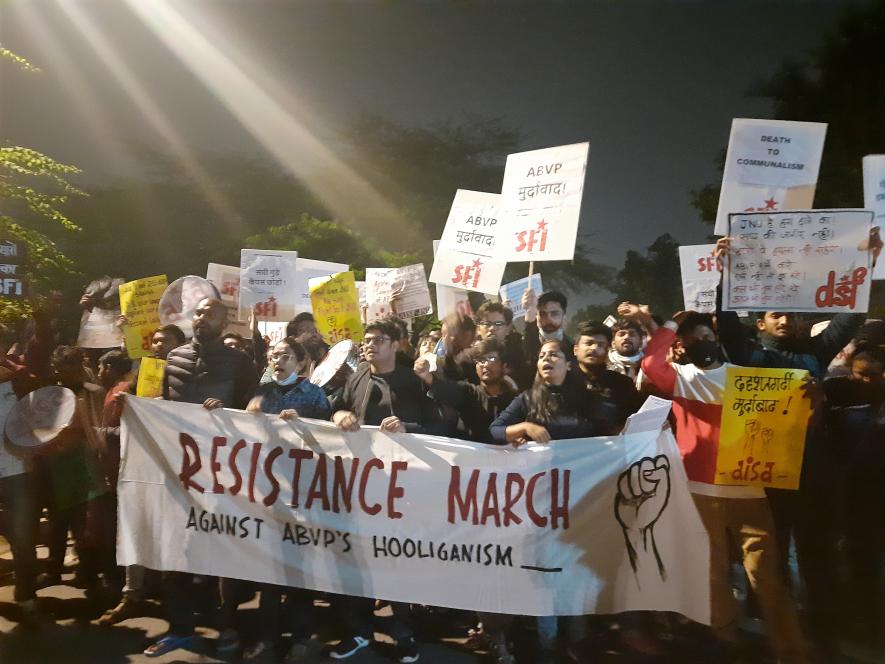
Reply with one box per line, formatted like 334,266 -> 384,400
716,367 -> 811,490
309,271 -> 364,345
136,358 -> 166,398
119,275 -> 167,359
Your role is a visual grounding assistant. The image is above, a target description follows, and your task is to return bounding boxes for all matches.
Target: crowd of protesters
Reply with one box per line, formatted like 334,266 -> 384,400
0,231 -> 883,664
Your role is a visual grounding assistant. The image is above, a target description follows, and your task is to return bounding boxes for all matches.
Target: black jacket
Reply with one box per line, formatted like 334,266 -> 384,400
523,321 -> 575,366
163,338 -> 256,408
430,375 -> 518,443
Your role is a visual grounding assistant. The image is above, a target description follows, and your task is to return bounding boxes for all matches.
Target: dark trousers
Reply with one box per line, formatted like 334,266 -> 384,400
161,571 -> 200,635
334,595 -> 413,641
256,584 -> 317,643
0,473 -> 38,602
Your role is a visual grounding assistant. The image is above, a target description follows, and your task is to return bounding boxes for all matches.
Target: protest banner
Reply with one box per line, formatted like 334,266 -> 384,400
239,249 -> 299,322
723,209 -> 874,313
135,358 -> 166,398
715,367 -> 811,490
119,275 -> 167,359
499,274 -> 543,320
308,271 -> 364,345
499,142 -> 589,262
714,119 -> 827,235
206,263 -> 252,337
77,308 -> 124,349
118,396 -> 709,622
429,190 -> 507,294
365,264 -> 433,321
293,258 -> 350,314
0,239 -> 26,299
863,155 -> 885,279
678,245 -> 719,314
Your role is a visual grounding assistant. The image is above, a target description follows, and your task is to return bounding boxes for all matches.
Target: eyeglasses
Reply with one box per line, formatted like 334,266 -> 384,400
269,352 -> 294,362
363,335 -> 391,346
473,356 -> 501,365
478,320 -> 507,328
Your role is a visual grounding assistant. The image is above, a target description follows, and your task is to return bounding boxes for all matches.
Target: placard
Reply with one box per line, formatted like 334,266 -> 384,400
714,119 -> 827,235
205,263 -> 251,337
715,367 -> 810,490
430,190 -> 508,294
499,274 -> 543,320
0,239 -> 26,299
136,358 -> 166,398
308,271 -> 364,345
119,275 -> 167,359
239,249 -> 298,322
365,264 -> 433,321
76,307 -> 124,349
723,210 -> 873,313
499,142 -> 589,262
862,155 -> 885,279
293,258 -> 350,314
678,245 -> 719,313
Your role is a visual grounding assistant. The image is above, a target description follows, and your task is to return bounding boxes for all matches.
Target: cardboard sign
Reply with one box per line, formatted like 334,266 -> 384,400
136,358 -> 166,398
77,307 -> 124,349
119,396 -> 710,623
309,271 -> 364,345
239,249 -> 298,322
293,258 -> 350,314
498,274 -> 543,320
714,119 -> 827,235
499,142 -> 589,261
205,263 -> 251,337
258,321 -> 288,347
862,155 -> 885,279
0,239 -> 26,299
715,367 -> 811,490
119,275 -> 167,359
723,209 -> 873,313
430,190 -> 507,294
365,264 -> 433,321
678,245 -> 719,313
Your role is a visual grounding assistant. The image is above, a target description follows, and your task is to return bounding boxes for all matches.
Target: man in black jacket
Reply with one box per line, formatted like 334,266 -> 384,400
475,301 -> 531,390
521,288 -> 574,364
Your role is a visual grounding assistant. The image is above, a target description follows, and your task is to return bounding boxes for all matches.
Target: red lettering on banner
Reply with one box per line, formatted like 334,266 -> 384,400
526,472 -> 547,527
387,461 -> 408,519
358,458 -> 384,516
288,449 -> 314,508
305,455 -> 330,511
210,436 -> 226,494
480,472 -> 501,526
247,442 -> 262,503
550,469 -> 570,530
179,433 -> 205,493
332,456 -> 358,513
447,466 -> 480,525
503,473 -> 525,526
228,439 -> 247,496
262,446 -> 283,506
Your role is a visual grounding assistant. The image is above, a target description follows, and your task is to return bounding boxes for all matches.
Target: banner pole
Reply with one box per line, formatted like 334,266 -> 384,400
528,261 -> 534,280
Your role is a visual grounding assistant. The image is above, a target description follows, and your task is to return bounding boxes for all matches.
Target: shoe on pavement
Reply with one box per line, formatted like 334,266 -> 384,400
329,635 -> 371,659
97,598 -> 143,626
394,637 -> 420,663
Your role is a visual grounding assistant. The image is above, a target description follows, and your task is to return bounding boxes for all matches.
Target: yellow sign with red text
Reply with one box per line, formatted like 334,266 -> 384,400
309,271 -> 364,345
119,275 -> 167,359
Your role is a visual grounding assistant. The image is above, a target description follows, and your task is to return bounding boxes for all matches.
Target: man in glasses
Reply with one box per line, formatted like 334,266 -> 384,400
329,319 -> 439,662
475,301 -> 530,389
414,339 -> 518,444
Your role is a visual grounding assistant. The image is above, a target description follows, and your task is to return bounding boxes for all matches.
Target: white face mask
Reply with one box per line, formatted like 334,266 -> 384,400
273,371 -> 300,386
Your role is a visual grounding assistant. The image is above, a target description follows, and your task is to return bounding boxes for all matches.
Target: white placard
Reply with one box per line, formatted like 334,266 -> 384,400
714,119 -> 827,235
499,142 -> 589,261
119,396 -> 710,622
723,210 -> 873,313
238,249 -> 298,322
76,307 -> 124,348
498,274 -> 543,320
678,244 -> 720,313
206,263 -> 251,337
293,258 -> 350,314
365,264 -> 433,321
430,190 -> 508,294
862,155 -> 885,279
432,240 -> 473,319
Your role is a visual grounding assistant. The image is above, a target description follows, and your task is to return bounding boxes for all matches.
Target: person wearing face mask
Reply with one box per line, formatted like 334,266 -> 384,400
607,319 -> 646,381
621,303 -> 808,664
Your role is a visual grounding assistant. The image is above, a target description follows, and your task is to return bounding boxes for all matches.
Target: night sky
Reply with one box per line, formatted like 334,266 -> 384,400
0,0 -> 865,270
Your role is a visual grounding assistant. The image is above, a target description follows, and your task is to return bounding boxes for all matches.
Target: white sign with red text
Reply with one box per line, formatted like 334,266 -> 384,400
714,119 -> 827,235
118,396 -> 710,621
430,190 -> 507,294
862,155 -> 885,279
293,258 -> 350,314
723,210 -> 873,313
678,245 -> 719,313
499,142 -> 589,262
206,263 -> 251,337
365,264 -> 433,321
239,249 -> 298,322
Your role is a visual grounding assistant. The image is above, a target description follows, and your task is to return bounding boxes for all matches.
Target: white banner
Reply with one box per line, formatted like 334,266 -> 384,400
499,142 -> 589,262
678,245 -> 719,314
715,119 -> 827,235
499,274 -> 543,320
863,155 -> 885,279
239,249 -> 299,322
118,397 -> 710,622
293,258 -> 350,314
723,209 -> 873,313
365,264 -> 433,321
206,263 -> 251,337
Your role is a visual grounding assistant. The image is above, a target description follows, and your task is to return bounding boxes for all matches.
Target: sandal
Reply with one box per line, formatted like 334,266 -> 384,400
144,633 -> 195,657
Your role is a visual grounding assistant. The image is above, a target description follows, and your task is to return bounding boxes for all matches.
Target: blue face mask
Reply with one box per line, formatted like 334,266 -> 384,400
273,371 -> 300,386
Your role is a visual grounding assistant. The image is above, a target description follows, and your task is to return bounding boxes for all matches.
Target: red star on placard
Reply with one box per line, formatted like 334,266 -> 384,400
471,258 -> 482,269
536,219 -> 547,231
763,197 -> 778,210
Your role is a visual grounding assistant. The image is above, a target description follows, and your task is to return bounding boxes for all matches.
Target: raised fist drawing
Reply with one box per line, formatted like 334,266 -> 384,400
614,455 -> 671,581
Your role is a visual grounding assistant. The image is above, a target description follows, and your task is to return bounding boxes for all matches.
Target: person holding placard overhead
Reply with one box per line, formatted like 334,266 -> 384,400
714,229 -> 881,660
621,303 -> 808,664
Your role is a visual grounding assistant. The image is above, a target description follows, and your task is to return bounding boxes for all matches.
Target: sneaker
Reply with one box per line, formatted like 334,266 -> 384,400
97,598 -> 144,626
329,635 -> 371,659
394,637 -> 420,663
